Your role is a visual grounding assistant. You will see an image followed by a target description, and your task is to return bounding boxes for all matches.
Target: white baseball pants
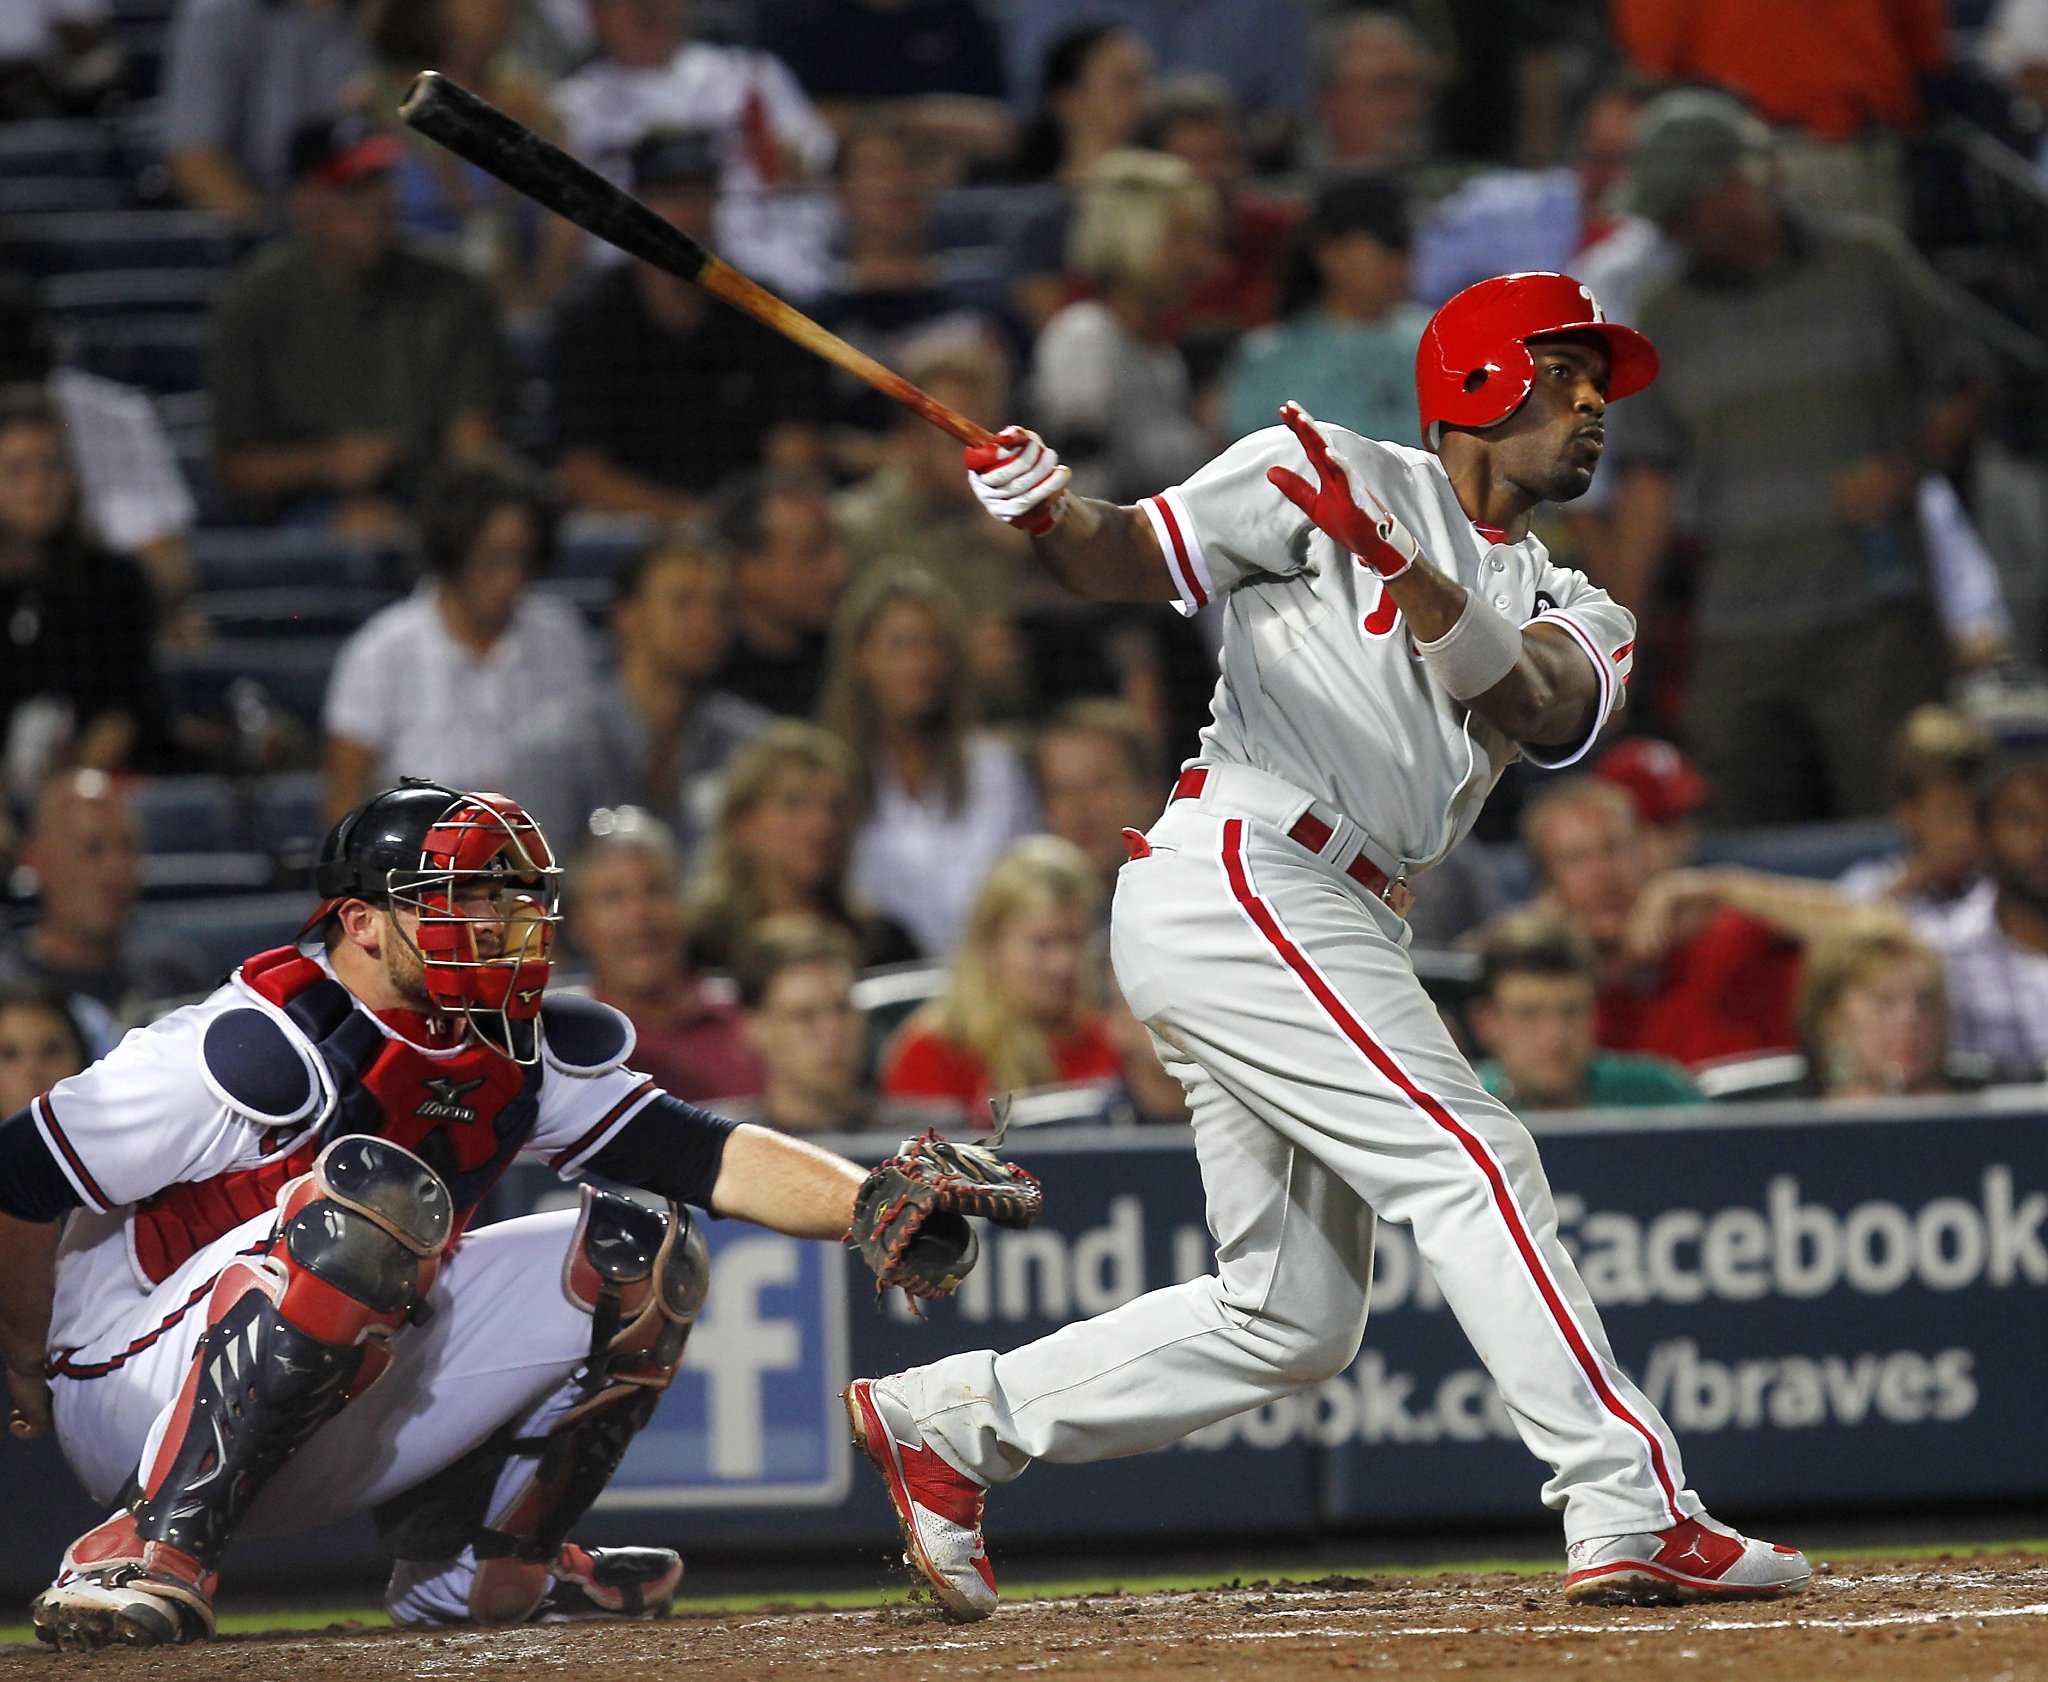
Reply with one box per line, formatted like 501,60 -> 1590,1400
50,1208 -> 602,1614
894,783 -> 1701,1543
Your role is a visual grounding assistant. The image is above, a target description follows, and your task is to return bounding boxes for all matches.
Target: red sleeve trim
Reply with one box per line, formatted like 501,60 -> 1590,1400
547,1078 -> 658,1173
35,1094 -> 112,1213
1141,492 -> 1210,614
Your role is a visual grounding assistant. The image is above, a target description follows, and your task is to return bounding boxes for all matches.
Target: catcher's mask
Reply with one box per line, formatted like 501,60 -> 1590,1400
311,779 -> 561,1062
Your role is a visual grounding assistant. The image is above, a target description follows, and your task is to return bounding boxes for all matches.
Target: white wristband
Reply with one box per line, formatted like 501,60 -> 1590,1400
1416,589 -> 1521,701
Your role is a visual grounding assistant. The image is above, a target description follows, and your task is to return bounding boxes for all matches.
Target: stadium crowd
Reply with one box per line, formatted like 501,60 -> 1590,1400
3,0 -> 2048,1137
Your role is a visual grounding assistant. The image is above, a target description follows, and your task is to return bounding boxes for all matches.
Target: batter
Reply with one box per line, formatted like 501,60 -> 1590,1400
846,273 -> 1809,1618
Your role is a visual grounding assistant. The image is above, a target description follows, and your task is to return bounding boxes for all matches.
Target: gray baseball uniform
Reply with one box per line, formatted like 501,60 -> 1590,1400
892,422 -> 1700,1544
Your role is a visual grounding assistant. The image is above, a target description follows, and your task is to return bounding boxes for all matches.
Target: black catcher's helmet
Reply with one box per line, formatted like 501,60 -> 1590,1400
312,778 -> 561,1060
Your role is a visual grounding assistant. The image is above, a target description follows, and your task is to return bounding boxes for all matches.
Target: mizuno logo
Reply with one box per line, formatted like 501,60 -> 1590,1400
417,1076 -> 486,1123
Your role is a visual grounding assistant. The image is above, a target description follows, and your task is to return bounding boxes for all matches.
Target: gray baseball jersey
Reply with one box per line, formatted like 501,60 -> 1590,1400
1138,423 -> 1636,875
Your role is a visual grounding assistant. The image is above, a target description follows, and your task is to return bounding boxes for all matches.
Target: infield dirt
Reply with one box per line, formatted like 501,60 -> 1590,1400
5,1553 -> 2048,1681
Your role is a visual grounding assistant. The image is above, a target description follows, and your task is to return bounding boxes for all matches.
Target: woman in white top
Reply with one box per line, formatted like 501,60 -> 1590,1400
821,571 -> 1037,955
321,456 -> 597,822
1030,148 -> 1224,506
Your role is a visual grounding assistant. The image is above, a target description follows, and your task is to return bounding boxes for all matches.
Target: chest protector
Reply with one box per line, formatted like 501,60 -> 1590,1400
133,948 -> 543,1284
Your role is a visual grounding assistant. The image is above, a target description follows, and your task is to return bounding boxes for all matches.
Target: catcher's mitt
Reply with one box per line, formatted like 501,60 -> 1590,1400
848,1131 -> 1043,1303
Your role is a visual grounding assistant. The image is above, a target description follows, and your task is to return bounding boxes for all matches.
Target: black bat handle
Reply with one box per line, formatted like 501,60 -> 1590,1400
397,72 -> 711,283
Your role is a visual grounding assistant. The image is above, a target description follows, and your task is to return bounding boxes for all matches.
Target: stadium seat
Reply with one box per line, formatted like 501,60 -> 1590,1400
0,120 -> 126,181
556,512 -> 658,582
159,638 -> 344,725
249,771 -> 325,857
852,962 -> 945,1072
127,774 -> 237,852
1696,818 -> 1902,882
0,178 -> 132,215
193,584 -> 396,638
129,890 -> 311,983
43,266 -> 226,316
1,209 -> 246,277
66,311 -> 209,393
188,528 -> 402,592
139,851 -> 276,899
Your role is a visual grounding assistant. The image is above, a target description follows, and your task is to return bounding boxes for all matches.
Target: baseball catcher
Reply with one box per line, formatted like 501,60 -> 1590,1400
0,780 -> 1038,1649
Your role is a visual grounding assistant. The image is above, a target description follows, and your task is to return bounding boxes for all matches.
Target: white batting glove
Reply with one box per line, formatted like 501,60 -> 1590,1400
965,426 -> 1071,535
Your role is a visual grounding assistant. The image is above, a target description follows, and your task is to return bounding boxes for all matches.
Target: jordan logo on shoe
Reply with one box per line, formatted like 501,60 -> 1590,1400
1677,1539 -> 1712,1569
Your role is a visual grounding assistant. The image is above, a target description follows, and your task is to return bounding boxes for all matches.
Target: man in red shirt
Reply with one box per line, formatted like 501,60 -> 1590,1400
1522,778 -> 1801,1068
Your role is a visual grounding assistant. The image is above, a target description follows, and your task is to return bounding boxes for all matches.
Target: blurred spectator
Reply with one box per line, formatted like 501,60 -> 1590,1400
1611,0 -> 1945,224
712,469 -> 849,717
1601,90 -> 1988,824
553,130 -> 831,524
0,981 -> 90,1116
1404,837 -> 1510,951
832,333 -> 1030,696
0,386 -> 158,786
810,117 -> 1012,444
1798,910 -> 1957,1100
688,721 -> 919,972
563,806 -> 763,1101
724,915 -> 948,1134
1144,75 -> 1302,335
1592,736 -> 1709,875
1223,171 -> 1424,445
0,772 -> 213,1023
1913,740 -> 2048,1082
506,537 -> 770,863
882,835 -> 1122,1114
822,572 -> 1038,955
1983,0 -> 2048,176
0,0 -> 120,119
210,113 -> 511,533
160,0 -> 370,224
1523,778 -> 1803,1068
322,458 -> 597,821
1471,908 -> 1700,1110
1002,2 -> 1311,151
752,0 -> 1012,175
1033,149 -> 1222,505
551,0 -> 836,296
1838,704 -> 1990,919
1006,25 -> 1154,328
1012,24 -> 1158,183
1032,698 -> 1165,905
0,280 -> 196,622
1411,80 -> 1644,307
361,0 -> 584,319
1308,10 -> 1440,172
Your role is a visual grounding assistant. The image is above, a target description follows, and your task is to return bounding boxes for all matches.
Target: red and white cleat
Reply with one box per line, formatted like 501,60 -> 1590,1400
31,1513 -> 218,1651
1564,1514 -> 1811,1605
845,1376 -> 997,1622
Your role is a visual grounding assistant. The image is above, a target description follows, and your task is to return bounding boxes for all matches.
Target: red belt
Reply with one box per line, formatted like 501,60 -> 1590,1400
1170,767 -> 1393,899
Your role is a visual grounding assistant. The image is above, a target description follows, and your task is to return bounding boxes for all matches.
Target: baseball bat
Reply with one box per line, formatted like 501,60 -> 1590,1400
397,71 -> 995,449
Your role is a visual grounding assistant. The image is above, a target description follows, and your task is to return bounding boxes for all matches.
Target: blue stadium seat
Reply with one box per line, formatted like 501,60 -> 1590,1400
0,120 -> 125,181
2,209 -> 246,277
188,528 -> 402,592
193,584 -> 395,638
67,312 -> 209,393
128,775 -> 237,852
159,638 -> 343,724
1697,818 -> 1902,881
139,851 -> 277,898
555,513 -> 657,582
43,267 -> 226,316
250,771 -> 325,857
0,178 -> 132,215
130,891 -> 311,983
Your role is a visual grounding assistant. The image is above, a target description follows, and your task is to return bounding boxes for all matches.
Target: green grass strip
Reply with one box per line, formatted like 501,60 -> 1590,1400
6,1537 -> 2044,1647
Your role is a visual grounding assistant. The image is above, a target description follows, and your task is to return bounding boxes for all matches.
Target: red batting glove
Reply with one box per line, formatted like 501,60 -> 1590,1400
965,426 -> 1070,536
1265,402 -> 1423,579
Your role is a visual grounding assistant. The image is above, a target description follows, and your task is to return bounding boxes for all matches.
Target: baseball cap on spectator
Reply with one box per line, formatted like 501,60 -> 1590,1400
288,111 -> 403,188
1972,730 -> 2048,810
630,128 -> 721,193
1594,737 -> 1710,827
1622,88 -> 1771,230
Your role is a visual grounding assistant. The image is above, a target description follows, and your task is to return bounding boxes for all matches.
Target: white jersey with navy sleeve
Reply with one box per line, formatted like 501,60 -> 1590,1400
1138,423 -> 1635,874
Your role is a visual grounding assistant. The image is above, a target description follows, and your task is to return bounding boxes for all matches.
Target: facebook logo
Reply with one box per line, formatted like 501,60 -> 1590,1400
602,1225 -> 851,1507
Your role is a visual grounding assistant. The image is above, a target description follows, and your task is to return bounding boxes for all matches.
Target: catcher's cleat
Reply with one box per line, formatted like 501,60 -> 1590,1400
532,1544 -> 683,1622
32,1513 -> 218,1652
846,1376 -> 996,1622
1564,1514 -> 1810,1605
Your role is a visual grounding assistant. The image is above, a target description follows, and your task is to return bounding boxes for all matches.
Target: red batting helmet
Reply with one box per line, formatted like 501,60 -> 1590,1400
1415,272 -> 1659,450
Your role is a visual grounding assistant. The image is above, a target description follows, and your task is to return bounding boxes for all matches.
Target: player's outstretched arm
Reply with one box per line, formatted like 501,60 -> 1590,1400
1267,403 -> 1603,750
709,1123 -> 867,1240
965,427 -> 1179,605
